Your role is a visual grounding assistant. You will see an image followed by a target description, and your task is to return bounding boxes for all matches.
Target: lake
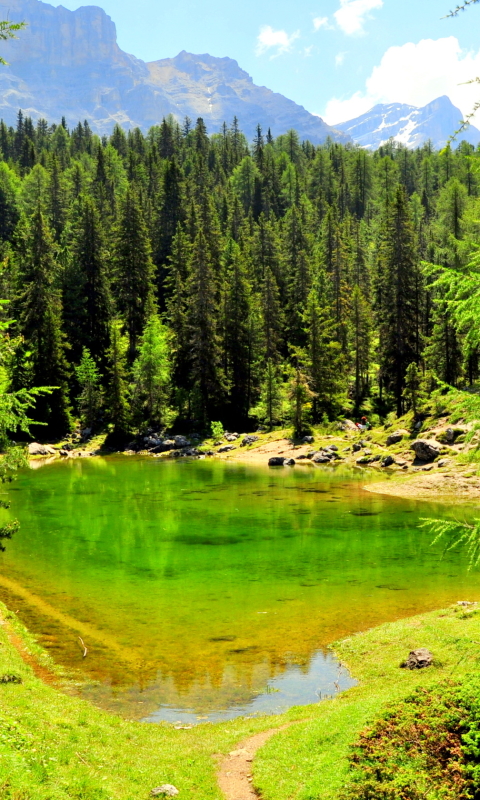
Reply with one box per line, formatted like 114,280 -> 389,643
0,456 -> 477,723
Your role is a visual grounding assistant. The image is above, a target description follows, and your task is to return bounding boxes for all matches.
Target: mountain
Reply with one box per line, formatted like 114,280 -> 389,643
335,96 -> 480,150
0,0 -> 348,143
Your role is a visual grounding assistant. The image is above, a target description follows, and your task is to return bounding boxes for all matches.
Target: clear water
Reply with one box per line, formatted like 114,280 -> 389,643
0,456 -> 478,723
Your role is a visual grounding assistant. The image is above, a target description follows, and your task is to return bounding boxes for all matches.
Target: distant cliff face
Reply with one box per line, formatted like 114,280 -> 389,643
0,0 -> 348,143
0,0 -> 121,66
336,95 -> 480,150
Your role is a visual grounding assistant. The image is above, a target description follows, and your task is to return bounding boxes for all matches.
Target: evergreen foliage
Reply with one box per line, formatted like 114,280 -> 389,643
0,110 -> 479,435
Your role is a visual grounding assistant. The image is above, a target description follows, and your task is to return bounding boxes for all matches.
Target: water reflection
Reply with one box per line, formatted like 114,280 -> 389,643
0,457 -> 477,721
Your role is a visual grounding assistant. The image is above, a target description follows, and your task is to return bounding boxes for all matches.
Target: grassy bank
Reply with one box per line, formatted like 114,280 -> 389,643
1,598 -> 480,798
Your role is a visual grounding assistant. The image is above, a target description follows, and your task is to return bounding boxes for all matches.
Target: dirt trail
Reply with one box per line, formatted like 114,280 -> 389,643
217,723 -> 298,800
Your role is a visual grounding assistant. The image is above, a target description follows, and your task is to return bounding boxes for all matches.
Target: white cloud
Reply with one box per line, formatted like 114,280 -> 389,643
323,37 -> 480,124
334,0 -> 383,36
313,16 -> 329,31
335,52 -> 346,66
255,25 -> 300,57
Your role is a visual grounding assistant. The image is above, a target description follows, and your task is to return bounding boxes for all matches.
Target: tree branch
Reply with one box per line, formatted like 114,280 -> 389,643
445,0 -> 480,17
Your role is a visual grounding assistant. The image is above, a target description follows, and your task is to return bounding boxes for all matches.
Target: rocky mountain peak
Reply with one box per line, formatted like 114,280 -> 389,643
336,95 -> 480,150
0,0 -> 348,143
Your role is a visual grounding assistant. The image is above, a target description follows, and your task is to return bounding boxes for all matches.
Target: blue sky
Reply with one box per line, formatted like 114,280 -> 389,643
53,0 -> 480,124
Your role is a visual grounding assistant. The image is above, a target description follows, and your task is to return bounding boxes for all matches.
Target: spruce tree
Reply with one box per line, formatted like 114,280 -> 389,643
166,225 -> 192,411
17,207 -> 71,437
351,285 -> 372,408
377,186 -> 420,415
222,240 -> 258,425
303,287 -> 344,420
261,266 -> 284,363
155,158 -> 184,304
66,196 -> 112,369
114,186 -> 156,360
254,359 -> 284,430
287,360 -> 315,438
105,319 -> 130,443
186,230 -> 225,422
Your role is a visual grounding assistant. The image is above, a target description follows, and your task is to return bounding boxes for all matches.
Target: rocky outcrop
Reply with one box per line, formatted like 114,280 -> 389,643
0,0 -> 350,142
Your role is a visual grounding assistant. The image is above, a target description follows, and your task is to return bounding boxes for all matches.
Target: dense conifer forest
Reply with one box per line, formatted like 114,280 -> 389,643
0,111 -> 479,441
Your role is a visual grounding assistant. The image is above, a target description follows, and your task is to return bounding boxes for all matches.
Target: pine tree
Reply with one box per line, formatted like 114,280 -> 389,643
303,287 -> 344,420
403,361 -> 424,415
47,156 -> 67,240
377,186 -> 420,415
186,230 -> 225,422
222,240 -> 258,425
166,225 -> 192,411
351,285 -> 372,407
105,319 -> 130,443
261,266 -> 284,363
155,158 -> 184,304
65,196 -> 112,369
287,356 -> 315,438
254,359 -> 284,429
114,186 -> 156,360
17,207 -> 71,437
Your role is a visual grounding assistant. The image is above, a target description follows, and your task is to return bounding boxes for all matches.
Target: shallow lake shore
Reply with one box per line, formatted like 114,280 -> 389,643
2,598 -> 480,799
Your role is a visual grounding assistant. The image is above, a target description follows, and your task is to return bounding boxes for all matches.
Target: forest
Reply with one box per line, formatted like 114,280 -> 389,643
0,110 -> 479,443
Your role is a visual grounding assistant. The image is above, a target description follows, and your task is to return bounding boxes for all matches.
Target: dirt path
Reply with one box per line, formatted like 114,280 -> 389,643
217,723 -> 298,800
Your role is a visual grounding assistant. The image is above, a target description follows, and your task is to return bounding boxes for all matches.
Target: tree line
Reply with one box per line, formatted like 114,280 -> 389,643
0,110 -> 479,441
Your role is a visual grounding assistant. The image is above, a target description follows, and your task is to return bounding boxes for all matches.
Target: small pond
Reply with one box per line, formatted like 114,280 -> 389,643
0,457 -> 477,723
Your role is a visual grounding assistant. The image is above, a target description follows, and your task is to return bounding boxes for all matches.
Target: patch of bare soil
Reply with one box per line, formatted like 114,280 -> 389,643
217,723 -> 297,800
365,470 -> 480,503
223,438 -> 340,465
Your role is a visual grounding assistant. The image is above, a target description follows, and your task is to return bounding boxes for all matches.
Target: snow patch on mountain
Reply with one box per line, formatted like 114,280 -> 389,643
336,96 -> 480,150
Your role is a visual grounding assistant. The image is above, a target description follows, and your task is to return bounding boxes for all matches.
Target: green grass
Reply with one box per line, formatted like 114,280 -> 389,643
253,604 -> 480,800
0,603 -> 314,799
2,600 -> 480,798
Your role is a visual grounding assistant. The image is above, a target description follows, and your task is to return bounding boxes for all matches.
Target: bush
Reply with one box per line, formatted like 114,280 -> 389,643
210,421 -> 224,440
341,676 -> 480,800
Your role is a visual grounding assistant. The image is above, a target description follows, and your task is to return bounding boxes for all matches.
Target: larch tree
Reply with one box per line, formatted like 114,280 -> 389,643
132,315 -> 172,428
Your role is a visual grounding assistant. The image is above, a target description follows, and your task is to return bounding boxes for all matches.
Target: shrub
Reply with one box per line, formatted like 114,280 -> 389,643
210,421 -> 224,440
341,677 -> 480,800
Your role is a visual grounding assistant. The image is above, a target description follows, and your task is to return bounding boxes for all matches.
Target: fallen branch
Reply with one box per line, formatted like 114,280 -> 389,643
78,636 -> 88,658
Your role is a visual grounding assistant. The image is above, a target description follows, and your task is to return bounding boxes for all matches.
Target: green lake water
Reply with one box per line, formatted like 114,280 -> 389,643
0,456 -> 478,723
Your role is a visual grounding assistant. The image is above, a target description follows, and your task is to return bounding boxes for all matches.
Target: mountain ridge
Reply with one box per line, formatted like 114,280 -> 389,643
336,95 -> 480,150
0,0 -> 348,142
